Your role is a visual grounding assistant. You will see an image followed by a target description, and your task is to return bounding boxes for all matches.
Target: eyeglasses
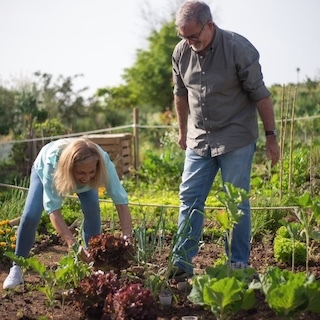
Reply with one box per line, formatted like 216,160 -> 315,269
177,23 -> 206,41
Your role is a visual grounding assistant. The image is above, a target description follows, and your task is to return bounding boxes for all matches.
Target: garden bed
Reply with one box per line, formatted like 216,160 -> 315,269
0,232 -> 320,320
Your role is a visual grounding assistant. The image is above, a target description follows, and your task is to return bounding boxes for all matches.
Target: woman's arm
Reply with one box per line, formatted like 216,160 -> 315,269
49,209 -> 90,262
49,209 -> 76,248
115,204 -> 133,237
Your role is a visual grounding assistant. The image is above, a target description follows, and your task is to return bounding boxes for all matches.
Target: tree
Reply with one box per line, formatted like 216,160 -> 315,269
123,20 -> 178,112
0,87 -> 16,135
34,72 -> 91,131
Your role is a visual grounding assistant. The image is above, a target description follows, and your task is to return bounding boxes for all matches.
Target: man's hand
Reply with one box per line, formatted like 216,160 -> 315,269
266,136 -> 280,167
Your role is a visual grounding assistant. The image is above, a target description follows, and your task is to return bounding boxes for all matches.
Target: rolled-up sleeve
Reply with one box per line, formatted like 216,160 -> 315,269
172,43 -> 188,97
235,41 -> 270,101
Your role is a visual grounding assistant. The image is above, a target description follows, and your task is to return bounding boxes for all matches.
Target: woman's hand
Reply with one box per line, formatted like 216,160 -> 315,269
70,243 -> 91,264
78,245 -> 91,263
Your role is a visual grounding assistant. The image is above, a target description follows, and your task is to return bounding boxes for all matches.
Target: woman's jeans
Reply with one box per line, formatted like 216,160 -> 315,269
15,168 -> 101,258
173,143 -> 256,276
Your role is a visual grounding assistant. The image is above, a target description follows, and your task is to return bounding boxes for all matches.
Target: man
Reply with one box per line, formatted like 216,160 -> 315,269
171,0 -> 280,279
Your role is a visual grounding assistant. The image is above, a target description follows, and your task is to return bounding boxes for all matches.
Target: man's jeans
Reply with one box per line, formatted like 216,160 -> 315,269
15,168 -> 101,258
173,143 -> 256,276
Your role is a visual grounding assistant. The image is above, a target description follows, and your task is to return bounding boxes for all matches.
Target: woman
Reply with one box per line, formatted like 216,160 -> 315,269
3,137 -> 133,289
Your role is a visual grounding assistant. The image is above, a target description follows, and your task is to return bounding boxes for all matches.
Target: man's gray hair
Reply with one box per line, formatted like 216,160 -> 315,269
176,0 -> 212,27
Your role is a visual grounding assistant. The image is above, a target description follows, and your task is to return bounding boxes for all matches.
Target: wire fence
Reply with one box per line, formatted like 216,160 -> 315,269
0,182 -> 298,212
1,113 -> 320,146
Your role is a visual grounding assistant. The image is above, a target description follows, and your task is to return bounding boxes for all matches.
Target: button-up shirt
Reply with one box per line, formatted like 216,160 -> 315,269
172,25 -> 271,157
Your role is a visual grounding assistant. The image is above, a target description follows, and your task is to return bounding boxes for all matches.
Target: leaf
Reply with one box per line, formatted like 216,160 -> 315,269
187,275 -> 211,305
26,257 -> 47,275
305,281 -> 320,313
241,289 -> 256,310
296,193 -> 312,208
266,282 -> 307,317
216,210 -> 229,229
203,277 -> 242,311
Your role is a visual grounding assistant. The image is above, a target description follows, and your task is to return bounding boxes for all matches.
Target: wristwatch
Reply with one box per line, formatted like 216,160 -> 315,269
265,130 -> 277,137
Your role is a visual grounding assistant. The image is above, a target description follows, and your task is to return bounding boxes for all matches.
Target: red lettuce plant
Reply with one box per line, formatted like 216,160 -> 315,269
88,233 -> 134,272
72,270 -> 119,318
103,283 -> 157,320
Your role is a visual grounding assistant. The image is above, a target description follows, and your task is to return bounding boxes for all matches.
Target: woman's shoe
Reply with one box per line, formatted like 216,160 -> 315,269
3,265 -> 23,289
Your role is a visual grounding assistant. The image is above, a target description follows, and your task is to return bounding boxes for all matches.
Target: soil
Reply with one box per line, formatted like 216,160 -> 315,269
1,232 -> 320,320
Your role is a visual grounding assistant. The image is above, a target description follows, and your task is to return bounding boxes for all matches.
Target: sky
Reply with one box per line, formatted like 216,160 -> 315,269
0,0 -> 319,97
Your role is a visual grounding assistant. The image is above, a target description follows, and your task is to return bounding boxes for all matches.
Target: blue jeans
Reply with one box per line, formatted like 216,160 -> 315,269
173,143 -> 256,275
15,168 -> 101,258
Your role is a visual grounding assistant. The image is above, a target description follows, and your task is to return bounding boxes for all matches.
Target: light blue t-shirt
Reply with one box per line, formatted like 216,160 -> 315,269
33,138 -> 128,214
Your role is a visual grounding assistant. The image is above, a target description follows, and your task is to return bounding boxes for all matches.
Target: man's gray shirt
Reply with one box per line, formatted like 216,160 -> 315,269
172,25 -> 271,157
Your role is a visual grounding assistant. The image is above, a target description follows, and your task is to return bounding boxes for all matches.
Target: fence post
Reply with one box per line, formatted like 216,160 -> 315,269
133,108 -> 139,172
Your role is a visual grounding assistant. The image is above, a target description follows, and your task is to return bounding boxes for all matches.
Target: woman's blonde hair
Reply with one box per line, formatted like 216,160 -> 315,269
53,138 -> 108,195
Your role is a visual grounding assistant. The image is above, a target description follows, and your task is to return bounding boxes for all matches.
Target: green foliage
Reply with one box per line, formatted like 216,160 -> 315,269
276,225 -> 291,238
273,236 -> 307,265
0,87 -> 16,135
188,264 -> 257,320
137,130 -> 184,191
5,248 -> 92,309
215,183 -> 248,268
0,179 -> 28,221
259,267 -> 320,319
123,20 -> 178,112
10,118 -> 70,177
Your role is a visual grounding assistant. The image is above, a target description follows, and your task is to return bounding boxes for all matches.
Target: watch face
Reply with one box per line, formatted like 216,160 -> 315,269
265,130 -> 277,136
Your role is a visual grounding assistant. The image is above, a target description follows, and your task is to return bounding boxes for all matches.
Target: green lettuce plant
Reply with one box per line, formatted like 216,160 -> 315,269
276,222 -> 304,270
188,264 -> 257,320
259,266 -> 320,319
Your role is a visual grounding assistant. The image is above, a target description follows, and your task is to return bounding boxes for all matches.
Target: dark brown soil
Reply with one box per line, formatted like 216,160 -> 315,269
1,232 -> 320,320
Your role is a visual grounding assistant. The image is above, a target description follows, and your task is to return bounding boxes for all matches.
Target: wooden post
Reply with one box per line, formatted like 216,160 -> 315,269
133,108 -> 139,172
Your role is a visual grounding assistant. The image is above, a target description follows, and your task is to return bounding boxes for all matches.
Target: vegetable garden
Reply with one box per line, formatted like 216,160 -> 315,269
1,84 -> 320,319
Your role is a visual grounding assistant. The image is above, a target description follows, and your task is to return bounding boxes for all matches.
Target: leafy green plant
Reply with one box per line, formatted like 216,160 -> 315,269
188,264 -> 257,320
273,236 -> 306,266
214,182 -> 249,270
259,267 -> 320,319
0,178 -> 28,221
278,221 -> 304,270
5,245 -> 92,311
291,193 -> 320,272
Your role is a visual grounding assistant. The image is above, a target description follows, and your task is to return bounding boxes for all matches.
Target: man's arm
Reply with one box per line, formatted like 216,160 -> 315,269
256,96 -> 280,167
174,94 -> 189,150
